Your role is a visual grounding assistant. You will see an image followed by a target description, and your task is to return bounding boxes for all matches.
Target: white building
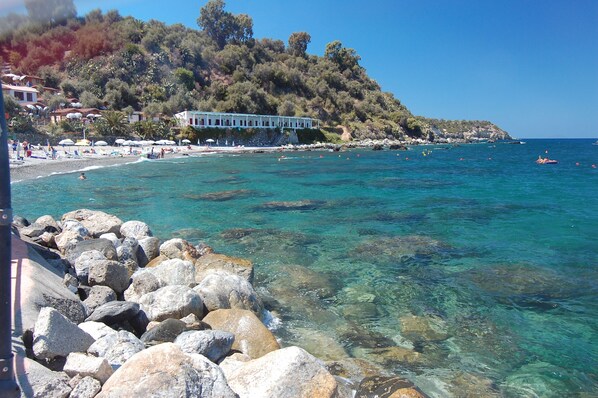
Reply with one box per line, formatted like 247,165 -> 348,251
2,84 -> 39,105
174,110 -> 319,130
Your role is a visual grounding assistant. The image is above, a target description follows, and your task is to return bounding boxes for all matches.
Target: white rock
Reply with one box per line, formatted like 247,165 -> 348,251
55,220 -> 89,252
120,220 -> 152,240
88,330 -> 145,370
69,376 -> 102,398
64,352 -> 114,384
151,258 -> 196,286
137,285 -> 204,322
74,250 -> 106,285
99,232 -> 121,249
194,271 -> 263,314
78,321 -> 118,341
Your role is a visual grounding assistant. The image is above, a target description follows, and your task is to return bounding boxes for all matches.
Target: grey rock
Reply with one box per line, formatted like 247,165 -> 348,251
151,258 -> 196,286
195,253 -> 254,284
159,238 -> 201,262
117,237 -> 139,269
38,231 -> 57,249
12,215 -> 30,228
87,330 -> 145,370
137,236 -> 160,267
138,285 -> 204,322
174,330 -> 234,363
140,318 -> 187,346
88,259 -> 130,294
99,232 -> 121,249
54,220 -> 89,252
63,352 -> 114,384
69,376 -> 102,398
124,271 -> 162,302
61,209 -> 123,238
35,215 -> 61,233
15,356 -> 71,398
120,220 -> 152,240
63,273 -> 78,294
83,286 -> 117,314
78,321 -> 118,341
74,250 -> 107,285
96,343 -> 237,398
20,223 -> 47,239
85,301 -> 140,325
195,271 -> 263,315
67,239 -> 118,266
33,307 -> 95,360
225,346 -> 341,398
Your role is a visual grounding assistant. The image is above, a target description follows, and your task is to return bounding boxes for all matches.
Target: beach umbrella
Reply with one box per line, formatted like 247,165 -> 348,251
182,139 -> 191,144
75,139 -> 91,146
95,141 -> 108,146
115,139 -> 126,145
206,139 -> 215,143
66,112 -> 82,119
58,139 -> 74,146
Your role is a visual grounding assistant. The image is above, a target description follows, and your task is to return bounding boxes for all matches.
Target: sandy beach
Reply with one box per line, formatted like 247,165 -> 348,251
8,144 -> 285,182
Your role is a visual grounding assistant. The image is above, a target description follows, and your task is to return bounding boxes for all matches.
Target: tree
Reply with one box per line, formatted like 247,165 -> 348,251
3,96 -> 21,119
96,110 -> 129,136
288,32 -> 311,57
197,0 -> 253,49
324,40 -> 361,71
24,0 -> 76,25
174,68 -> 195,91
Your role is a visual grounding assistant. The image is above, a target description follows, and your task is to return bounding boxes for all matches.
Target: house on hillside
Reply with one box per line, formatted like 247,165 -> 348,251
2,84 -> 39,105
128,111 -> 160,123
175,110 -> 319,130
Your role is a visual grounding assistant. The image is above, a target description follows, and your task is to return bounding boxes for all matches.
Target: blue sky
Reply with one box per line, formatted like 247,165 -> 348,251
2,0 -> 597,138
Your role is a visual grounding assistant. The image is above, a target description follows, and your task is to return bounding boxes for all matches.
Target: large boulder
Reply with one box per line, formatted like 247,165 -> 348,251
195,253 -> 254,284
194,271 -> 263,314
61,209 -> 123,238
69,376 -> 102,398
99,232 -> 121,249
140,318 -> 188,346
160,238 -> 201,262
15,356 -> 71,398
202,309 -> 279,359
78,321 -> 118,341
137,236 -> 160,267
83,285 -> 117,314
34,215 -> 61,233
174,330 -> 234,363
117,237 -> 139,276
137,285 -> 204,322
124,271 -> 162,302
85,301 -> 140,325
88,259 -> 130,294
120,220 -> 152,240
32,307 -> 95,360
224,346 -> 342,398
88,330 -> 145,370
74,250 -> 106,285
148,258 -> 196,286
67,239 -> 118,266
96,343 -> 237,398
63,352 -> 114,384
54,220 -> 89,253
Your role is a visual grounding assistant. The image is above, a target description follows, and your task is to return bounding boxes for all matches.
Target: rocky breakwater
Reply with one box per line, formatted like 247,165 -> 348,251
11,209 -> 428,398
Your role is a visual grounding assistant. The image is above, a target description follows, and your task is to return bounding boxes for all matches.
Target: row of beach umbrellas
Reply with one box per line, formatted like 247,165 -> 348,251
56,139 -> 199,146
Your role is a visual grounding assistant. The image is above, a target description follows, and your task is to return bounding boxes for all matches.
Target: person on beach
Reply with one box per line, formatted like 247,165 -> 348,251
79,172 -> 87,180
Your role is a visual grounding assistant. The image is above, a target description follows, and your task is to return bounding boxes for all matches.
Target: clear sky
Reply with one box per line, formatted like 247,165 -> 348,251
2,0 -> 597,138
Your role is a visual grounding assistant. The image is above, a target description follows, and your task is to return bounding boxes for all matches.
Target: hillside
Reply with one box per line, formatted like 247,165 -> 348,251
0,0 -> 510,142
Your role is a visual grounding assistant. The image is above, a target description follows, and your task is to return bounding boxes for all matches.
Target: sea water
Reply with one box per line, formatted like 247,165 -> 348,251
12,139 -> 598,396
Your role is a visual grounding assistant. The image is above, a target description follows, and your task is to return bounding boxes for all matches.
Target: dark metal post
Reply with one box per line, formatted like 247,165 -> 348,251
0,87 -> 20,396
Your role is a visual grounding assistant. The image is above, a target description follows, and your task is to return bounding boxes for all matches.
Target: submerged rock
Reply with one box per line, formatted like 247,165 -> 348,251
399,314 -> 450,342
257,199 -> 327,211
196,189 -> 255,201
356,376 -> 428,398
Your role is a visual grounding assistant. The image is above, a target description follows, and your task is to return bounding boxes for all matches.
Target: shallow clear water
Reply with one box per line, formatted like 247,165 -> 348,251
12,139 -> 598,396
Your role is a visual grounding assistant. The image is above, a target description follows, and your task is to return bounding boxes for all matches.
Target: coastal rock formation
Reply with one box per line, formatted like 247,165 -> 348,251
124,271 -> 162,302
116,237 -> 139,276
137,285 -> 204,321
195,271 -> 264,314
195,253 -> 254,284
78,321 -> 118,341
74,250 -> 107,285
224,346 -> 342,398
120,220 -> 152,240
356,375 -> 428,398
399,315 -> 449,342
203,308 -> 280,359
68,239 -> 118,267
32,307 -> 95,360
174,330 -> 235,362
61,209 -> 123,238
96,343 -> 237,398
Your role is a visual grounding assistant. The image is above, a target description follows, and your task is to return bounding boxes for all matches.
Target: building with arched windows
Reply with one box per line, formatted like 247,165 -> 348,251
175,111 -> 319,130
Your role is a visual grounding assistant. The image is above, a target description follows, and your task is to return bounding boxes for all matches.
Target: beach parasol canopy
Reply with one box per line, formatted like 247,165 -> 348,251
114,139 -> 126,145
182,139 -> 191,144
205,139 -> 215,143
66,112 -> 82,119
75,139 -> 91,146
95,141 -> 108,146
58,139 -> 74,146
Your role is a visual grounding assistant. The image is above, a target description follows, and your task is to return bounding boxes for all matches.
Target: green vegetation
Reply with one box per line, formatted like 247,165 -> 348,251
1,0 -> 509,142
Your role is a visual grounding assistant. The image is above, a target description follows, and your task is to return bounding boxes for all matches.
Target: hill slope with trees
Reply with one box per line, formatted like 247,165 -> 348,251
0,0 -> 511,142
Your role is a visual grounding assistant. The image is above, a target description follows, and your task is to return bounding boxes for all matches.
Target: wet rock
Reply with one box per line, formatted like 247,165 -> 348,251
194,271 -> 263,314
326,358 -> 390,390
353,346 -> 424,367
277,265 -> 337,298
88,330 -> 145,370
351,235 -> 451,265
356,376 -> 428,398
96,343 -> 237,398
33,307 -> 95,361
160,238 -> 201,262
137,236 -> 160,267
399,315 -> 449,342
85,301 -> 140,325
137,285 -> 204,322
88,259 -> 130,294
195,253 -> 254,284
286,327 -> 348,361
140,318 -> 188,346
449,371 -> 501,398
83,285 -> 117,314
171,228 -> 206,242
63,352 -> 113,384
224,346 -> 341,398
69,376 -> 102,398
61,209 -> 123,238
174,330 -> 235,362
197,189 -> 254,201
120,220 -> 152,240
203,309 -> 280,359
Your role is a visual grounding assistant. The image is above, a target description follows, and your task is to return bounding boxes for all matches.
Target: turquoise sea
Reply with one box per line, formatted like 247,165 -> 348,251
12,139 -> 598,397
